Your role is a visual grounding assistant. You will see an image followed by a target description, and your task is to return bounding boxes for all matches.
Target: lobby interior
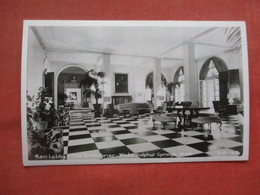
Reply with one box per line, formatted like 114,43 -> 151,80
26,24 -> 245,160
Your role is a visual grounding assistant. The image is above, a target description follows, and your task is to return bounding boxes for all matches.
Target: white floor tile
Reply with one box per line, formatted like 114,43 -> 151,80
70,125 -> 87,129
69,130 -> 89,136
91,132 -> 113,138
95,140 -> 124,149
164,145 -> 202,157
127,143 -> 159,153
208,139 -> 242,148
114,133 -> 138,140
206,148 -> 241,156
67,150 -> 103,159
173,137 -> 204,145
68,138 -> 94,146
142,135 -> 169,142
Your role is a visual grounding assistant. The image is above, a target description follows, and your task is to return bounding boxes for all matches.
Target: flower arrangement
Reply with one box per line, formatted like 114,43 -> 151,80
27,87 -> 69,160
27,87 -> 59,130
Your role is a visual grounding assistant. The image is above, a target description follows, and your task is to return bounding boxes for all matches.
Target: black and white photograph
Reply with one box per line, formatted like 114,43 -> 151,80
21,20 -> 249,166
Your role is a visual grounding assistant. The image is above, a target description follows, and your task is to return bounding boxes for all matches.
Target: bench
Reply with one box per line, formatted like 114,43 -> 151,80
152,114 -> 177,129
192,116 -> 222,131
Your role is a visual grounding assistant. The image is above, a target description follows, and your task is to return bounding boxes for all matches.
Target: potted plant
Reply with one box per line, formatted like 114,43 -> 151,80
80,69 -> 105,117
27,87 -> 68,160
27,87 -> 60,131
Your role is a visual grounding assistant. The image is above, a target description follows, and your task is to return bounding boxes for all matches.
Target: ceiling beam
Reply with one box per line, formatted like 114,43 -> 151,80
195,48 -> 237,62
31,27 -> 45,50
44,46 -> 153,60
138,27 -> 218,66
194,42 -> 233,49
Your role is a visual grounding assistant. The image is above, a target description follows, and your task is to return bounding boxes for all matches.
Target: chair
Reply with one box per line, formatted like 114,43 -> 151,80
154,103 -> 167,115
181,101 -> 192,107
192,114 -> 222,131
212,101 -> 227,116
103,104 -> 119,118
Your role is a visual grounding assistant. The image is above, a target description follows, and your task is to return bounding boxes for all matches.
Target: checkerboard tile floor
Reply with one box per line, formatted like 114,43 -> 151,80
62,112 -> 243,160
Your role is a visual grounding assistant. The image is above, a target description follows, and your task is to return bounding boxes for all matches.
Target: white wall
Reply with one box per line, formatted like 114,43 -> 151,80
48,48 -> 243,108
27,28 -> 46,97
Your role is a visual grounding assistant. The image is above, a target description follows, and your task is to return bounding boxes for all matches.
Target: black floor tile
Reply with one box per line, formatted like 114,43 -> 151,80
99,146 -> 134,158
85,123 -> 101,127
70,123 -> 85,126
137,149 -> 175,158
63,141 -> 68,147
70,128 -> 88,132
229,146 -> 243,156
188,142 -> 216,153
108,125 -> 121,128
227,136 -> 243,143
88,129 -> 106,133
114,121 -> 129,125
93,136 -> 117,142
185,153 -> 210,157
111,130 -> 131,135
135,131 -> 157,136
152,140 -> 182,148
163,133 -> 182,139
107,124 -> 121,128
123,125 -> 138,129
121,137 -> 148,145
193,134 -> 215,141
145,126 -> 161,131
68,143 -> 97,153
69,134 -> 91,140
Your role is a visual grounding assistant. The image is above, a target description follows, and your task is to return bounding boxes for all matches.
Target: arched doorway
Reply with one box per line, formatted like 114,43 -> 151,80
57,66 -> 87,109
199,57 -> 228,108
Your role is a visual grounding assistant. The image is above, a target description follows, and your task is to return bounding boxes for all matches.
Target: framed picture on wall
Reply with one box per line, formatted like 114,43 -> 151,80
70,92 -> 77,100
115,73 -> 128,93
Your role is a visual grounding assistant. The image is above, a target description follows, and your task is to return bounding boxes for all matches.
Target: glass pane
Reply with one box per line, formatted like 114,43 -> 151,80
213,68 -> 219,75
207,69 -> 213,77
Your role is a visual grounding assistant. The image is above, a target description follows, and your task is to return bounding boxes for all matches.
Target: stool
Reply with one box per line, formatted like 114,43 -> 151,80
152,114 -> 177,129
192,116 -> 222,131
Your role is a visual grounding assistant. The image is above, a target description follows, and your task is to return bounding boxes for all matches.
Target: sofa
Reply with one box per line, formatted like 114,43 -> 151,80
117,103 -> 151,117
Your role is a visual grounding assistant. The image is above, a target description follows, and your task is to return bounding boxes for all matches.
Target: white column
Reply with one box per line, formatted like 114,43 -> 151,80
183,43 -> 198,105
103,54 -> 112,103
153,58 -> 161,109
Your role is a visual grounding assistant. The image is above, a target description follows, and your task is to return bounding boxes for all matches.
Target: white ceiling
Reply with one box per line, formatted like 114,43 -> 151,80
33,25 -> 232,68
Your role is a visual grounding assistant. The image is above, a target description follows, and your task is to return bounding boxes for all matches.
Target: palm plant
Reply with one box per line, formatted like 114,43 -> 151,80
79,69 -> 105,105
225,27 -> 241,50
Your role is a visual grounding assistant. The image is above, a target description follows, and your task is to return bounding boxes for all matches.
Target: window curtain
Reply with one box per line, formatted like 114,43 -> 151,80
173,66 -> 184,101
173,66 -> 184,83
145,72 -> 167,90
199,57 -> 228,80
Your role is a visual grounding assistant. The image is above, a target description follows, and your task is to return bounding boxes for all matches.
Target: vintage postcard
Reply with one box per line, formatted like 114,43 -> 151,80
21,20 -> 249,166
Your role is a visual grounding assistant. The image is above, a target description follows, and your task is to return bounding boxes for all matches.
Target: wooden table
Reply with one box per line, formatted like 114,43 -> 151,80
171,106 -> 210,128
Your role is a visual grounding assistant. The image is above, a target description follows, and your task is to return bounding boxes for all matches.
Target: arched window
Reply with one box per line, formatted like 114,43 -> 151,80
174,66 -> 185,102
199,57 -> 228,108
145,72 -> 167,101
